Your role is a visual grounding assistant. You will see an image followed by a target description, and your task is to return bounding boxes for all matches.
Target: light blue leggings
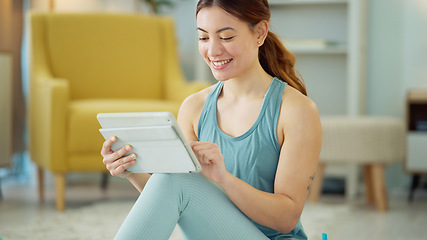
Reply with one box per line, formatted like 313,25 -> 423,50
114,173 -> 270,240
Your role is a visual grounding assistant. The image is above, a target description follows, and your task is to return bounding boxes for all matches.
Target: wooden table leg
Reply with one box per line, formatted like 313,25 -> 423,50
363,165 -> 374,205
371,164 -> 388,211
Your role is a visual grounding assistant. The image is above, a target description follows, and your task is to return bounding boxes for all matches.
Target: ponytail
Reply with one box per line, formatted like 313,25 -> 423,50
259,32 -> 307,96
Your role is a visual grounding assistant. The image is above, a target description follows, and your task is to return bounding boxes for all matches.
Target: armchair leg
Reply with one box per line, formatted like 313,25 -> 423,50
38,167 -> 44,203
308,162 -> 325,202
55,173 -> 66,211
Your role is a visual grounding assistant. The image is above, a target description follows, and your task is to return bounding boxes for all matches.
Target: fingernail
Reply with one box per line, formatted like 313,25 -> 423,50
111,136 -> 116,141
126,145 -> 132,150
131,153 -> 137,159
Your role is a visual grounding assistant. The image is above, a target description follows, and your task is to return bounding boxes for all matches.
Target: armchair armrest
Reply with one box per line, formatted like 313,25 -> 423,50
29,75 -> 70,171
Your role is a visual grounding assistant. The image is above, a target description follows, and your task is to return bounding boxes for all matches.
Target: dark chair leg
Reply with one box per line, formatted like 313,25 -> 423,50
409,174 -> 420,202
101,173 -> 109,191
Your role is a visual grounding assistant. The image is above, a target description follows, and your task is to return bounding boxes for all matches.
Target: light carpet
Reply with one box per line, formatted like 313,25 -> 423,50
0,201 -> 346,240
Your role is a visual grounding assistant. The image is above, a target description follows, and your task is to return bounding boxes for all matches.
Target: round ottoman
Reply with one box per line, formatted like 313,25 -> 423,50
308,116 -> 406,211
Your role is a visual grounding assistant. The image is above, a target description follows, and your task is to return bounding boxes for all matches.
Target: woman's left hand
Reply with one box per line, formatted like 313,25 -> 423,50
189,141 -> 228,184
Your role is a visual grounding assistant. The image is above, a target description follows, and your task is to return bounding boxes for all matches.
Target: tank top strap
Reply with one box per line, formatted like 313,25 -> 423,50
264,77 -> 286,124
258,77 -> 286,152
197,81 -> 223,138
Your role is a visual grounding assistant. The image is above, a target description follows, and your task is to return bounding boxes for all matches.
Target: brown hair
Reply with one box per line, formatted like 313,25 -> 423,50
196,0 -> 307,96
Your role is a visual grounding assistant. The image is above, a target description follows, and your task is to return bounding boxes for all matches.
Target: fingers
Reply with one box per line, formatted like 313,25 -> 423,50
102,143 -> 133,165
112,144 -> 133,161
190,141 -> 217,150
101,136 -> 132,158
111,160 -> 136,177
107,153 -> 137,177
101,136 -> 117,156
100,136 -> 137,177
189,141 -> 198,148
190,142 -> 220,164
191,142 -> 219,155
200,149 -> 218,164
106,153 -> 136,171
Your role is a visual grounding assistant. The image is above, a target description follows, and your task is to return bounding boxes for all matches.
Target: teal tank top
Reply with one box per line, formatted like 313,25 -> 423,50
197,77 -> 307,239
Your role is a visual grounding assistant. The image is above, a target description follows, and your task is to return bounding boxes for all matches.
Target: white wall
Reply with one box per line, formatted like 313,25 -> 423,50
161,0 -> 203,81
367,0 -> 427,190
367,0 -> 427,116
366,0 -> 404,118
402,0 -> 427,90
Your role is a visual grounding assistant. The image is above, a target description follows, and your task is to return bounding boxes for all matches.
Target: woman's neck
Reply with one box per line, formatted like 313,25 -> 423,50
221,66 -> 273,100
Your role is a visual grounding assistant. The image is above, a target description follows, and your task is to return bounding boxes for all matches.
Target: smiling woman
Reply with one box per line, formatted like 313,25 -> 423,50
196,0 -> 306,96
100,0 -> 322,239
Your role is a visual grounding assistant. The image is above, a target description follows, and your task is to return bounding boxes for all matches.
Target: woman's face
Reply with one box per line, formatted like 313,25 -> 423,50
196,6 -> 261,81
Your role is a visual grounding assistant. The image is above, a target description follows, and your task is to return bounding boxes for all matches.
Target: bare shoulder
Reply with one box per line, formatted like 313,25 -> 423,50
177,84 -> 216,141
279,86 -> 321,135
179,84 -> 215,118
282,86 -> 318,116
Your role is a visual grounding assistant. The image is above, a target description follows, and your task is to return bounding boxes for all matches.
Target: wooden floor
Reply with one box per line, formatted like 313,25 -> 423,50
1,166 -> 427,240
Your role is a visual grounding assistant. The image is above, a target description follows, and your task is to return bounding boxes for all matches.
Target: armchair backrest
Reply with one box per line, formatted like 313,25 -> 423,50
31,13 -> 181,100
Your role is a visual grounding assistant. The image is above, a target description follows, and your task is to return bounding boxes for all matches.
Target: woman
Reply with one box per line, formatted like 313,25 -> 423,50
101,0 -> 322,239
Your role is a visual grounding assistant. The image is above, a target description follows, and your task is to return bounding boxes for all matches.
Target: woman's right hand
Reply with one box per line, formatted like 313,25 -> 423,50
100,136 -> 136,178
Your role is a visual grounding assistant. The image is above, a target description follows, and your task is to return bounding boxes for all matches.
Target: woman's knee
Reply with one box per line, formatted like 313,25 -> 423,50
147,173 -> 209,189
144,173 -> 203,194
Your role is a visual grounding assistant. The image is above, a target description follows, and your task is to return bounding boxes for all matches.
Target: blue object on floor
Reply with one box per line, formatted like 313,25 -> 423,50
322,233 -> 328,240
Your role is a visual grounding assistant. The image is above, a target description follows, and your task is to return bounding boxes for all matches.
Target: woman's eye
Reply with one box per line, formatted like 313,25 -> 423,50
221,36 -> 234,41
198,37 -> 209,41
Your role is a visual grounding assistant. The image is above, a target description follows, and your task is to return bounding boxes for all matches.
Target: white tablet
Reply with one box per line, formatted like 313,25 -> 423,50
97,112 -> 202,173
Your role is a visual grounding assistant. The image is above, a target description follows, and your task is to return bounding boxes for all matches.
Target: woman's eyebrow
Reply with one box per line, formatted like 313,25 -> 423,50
197,27 -> 236,34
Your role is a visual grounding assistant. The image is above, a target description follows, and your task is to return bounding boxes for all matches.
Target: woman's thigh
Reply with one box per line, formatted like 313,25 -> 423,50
165,173 -> 269,240
115,173 -> 269,240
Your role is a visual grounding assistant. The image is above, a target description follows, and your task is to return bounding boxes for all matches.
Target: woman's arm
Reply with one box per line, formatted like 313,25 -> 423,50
126,173 -> 152,193
100,86 -> 211,193
191,88 -> 322,234
177,86 -> 213,142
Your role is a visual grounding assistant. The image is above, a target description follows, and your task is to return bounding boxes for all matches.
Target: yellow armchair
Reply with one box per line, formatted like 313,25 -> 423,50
29,12 -> 210,211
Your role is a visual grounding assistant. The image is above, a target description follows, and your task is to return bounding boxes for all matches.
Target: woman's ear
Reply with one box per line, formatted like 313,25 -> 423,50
255,20 -> 269,46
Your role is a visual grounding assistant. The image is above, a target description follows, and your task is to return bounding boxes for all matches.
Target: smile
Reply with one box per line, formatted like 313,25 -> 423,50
211,59 -> 232,68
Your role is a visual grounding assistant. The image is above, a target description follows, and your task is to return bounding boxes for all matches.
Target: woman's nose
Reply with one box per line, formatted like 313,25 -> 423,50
207,38 -> 223,57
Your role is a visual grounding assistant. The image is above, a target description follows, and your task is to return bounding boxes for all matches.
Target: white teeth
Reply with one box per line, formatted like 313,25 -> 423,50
213,59 -> 231,67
